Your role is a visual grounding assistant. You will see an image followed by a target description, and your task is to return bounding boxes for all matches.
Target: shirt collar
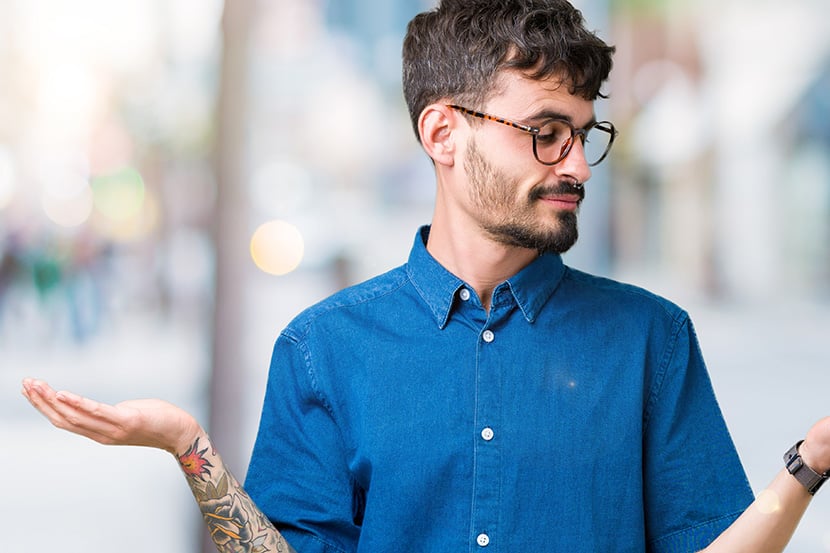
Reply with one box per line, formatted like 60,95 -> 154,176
503,250 -> 565,323
405,226 -> 566,328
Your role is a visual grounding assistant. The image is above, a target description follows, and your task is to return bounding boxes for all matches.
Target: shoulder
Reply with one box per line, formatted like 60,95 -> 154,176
281,264 -> 412,341
560,266 -> 689,325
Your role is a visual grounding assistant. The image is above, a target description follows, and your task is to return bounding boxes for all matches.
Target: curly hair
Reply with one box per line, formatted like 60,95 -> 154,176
402,0 -> 615,141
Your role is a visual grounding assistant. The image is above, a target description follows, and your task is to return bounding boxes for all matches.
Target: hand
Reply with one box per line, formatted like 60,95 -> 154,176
21,378 -> 202,455
799,417 -> 830,474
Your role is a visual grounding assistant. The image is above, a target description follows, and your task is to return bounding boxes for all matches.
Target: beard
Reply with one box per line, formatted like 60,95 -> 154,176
464,138 -> 583,255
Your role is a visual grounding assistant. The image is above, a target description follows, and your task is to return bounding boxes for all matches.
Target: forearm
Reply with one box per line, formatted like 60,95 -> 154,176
175,428 -> 296,553
699,468 -> 811,553
20,379 -> 297,552
699,427 -> 830,553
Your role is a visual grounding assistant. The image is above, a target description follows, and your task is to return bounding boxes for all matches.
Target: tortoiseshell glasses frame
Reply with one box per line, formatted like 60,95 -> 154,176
447,104 -> 617,167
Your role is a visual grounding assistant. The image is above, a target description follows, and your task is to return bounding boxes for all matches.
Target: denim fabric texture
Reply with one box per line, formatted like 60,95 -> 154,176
245,226 -> 754,553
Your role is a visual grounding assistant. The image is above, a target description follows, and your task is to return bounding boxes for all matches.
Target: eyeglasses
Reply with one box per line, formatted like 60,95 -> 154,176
447,104 -> 617,167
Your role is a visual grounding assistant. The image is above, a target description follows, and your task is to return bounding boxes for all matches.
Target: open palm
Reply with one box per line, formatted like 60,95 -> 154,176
21,378 -> 201,455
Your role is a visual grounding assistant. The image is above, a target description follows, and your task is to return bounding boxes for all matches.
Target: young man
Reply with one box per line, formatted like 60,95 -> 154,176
22,1 -> 830,552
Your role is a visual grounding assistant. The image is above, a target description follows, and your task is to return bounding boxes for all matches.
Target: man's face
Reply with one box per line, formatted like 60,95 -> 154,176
460,70 -> 595,255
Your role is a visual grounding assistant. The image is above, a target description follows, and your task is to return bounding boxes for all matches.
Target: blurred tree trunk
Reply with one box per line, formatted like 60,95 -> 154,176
205,0 -> 254,551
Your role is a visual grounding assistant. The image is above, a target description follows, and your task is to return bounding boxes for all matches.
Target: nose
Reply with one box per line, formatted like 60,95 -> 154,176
554,139 -> 592,185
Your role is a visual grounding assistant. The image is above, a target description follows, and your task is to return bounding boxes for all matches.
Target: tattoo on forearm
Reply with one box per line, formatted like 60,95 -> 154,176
179,438 -> 215,479
178,437 -> 295,553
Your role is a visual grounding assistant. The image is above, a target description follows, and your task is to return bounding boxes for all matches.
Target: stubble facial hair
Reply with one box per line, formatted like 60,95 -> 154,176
465,137 -> 583,255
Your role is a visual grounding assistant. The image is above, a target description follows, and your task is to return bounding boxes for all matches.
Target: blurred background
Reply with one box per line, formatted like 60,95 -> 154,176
1,0 -> 828,551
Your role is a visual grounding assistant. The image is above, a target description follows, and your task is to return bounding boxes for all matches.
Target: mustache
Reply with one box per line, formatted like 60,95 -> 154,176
530,180 -> 585,202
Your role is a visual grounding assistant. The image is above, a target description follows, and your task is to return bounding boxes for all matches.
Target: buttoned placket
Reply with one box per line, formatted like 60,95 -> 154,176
469,293 -> 505,551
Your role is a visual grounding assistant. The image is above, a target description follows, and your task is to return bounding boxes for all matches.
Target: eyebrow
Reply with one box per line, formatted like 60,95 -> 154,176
526,109 -> 597,129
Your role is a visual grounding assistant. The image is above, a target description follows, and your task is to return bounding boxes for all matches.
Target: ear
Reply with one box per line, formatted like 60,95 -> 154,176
418,104 -> 458,167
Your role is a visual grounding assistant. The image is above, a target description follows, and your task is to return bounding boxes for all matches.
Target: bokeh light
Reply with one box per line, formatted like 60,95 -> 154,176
754,489 -> 781,515
93,187 -> 160,242
38,158 -> 94,228
41,181 -> 94,228
250,220 -> 305,276
91,167 -> 146,221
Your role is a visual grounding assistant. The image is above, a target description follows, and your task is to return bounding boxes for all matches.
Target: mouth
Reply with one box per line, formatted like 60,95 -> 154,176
530,181 -> 585,213
536,193 -> 582,212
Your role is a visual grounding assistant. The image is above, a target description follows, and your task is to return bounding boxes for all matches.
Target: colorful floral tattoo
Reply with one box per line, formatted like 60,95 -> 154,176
178,436 -> 295,553
178,437 -> 214,480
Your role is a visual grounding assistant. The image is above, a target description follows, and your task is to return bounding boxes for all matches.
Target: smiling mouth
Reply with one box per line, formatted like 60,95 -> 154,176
531,182 -> 585,204
540,196 -> 581,212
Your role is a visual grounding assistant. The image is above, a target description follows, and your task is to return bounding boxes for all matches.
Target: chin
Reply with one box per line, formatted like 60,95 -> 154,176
533,214 -> 579,255
535,233 -> 578,255
488,217 -> 579,255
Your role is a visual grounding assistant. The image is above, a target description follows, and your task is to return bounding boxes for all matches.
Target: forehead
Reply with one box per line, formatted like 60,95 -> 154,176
484,69 -> 595,123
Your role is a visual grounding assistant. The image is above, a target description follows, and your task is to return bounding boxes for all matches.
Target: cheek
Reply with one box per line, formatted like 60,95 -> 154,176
466,136 -> 546,204
484,149 -> 549,193
481,173 -> 539,212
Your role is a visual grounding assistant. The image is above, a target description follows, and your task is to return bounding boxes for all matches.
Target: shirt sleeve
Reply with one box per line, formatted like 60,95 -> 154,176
643,313 -> 754,553
244,332 -> 359,553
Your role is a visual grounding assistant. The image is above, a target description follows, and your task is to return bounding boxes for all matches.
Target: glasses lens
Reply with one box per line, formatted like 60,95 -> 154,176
535,120 -> 574,165
583,123 -> 614,166
535,120 -> 615,166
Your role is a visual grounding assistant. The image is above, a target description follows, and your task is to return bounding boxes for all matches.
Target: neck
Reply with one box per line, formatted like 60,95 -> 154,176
426,217 -> 537,312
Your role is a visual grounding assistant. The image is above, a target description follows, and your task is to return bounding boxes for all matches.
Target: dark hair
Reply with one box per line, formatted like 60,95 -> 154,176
402,0 -> 615,141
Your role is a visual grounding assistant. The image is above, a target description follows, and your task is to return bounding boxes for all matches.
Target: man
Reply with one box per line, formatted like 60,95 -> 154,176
21,1 -> 830,552
243,1 -> 749,550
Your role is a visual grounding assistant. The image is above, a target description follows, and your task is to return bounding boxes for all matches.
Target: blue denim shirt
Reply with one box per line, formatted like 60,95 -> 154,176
246,226 -> 753,553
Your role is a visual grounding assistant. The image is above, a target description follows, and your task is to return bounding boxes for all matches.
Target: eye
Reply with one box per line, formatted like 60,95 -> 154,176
536,120 -> 571,145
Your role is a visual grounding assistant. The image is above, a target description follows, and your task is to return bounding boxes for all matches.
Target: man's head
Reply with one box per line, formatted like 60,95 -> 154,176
402,0 -> 615,142
404,0 -> 616,256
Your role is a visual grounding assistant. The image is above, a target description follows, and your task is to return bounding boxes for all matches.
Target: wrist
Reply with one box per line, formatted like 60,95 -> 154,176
802,416 -> 830,474
171,417 -> 204,457
175,427 -> 217,480
784,440 -> 830,495
798,438 -> 830,475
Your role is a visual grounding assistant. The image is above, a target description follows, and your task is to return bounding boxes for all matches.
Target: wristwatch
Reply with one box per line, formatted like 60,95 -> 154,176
784,440 -> 830,495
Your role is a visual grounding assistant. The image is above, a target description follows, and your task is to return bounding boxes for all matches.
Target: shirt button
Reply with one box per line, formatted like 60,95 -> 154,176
477,533 -> 490,547
482,330 -> 495,343
459,288 -> 471,301
481,427 -> 494,441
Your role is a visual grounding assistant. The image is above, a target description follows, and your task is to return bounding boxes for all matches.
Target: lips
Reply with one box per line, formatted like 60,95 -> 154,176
532,183 -> 584,212
531,182 -> 585,203
538,194 -> 582,211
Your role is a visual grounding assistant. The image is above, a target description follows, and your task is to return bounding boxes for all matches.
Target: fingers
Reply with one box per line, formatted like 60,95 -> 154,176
22,378 -> 202,452
22,378 -> 65,423
21,379 -> 127,445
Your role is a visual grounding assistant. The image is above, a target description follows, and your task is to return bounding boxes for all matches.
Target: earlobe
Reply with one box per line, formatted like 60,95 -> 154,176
419,104 -> 456,167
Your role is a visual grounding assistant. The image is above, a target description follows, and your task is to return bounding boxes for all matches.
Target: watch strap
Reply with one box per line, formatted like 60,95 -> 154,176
784,440 -> 830,495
